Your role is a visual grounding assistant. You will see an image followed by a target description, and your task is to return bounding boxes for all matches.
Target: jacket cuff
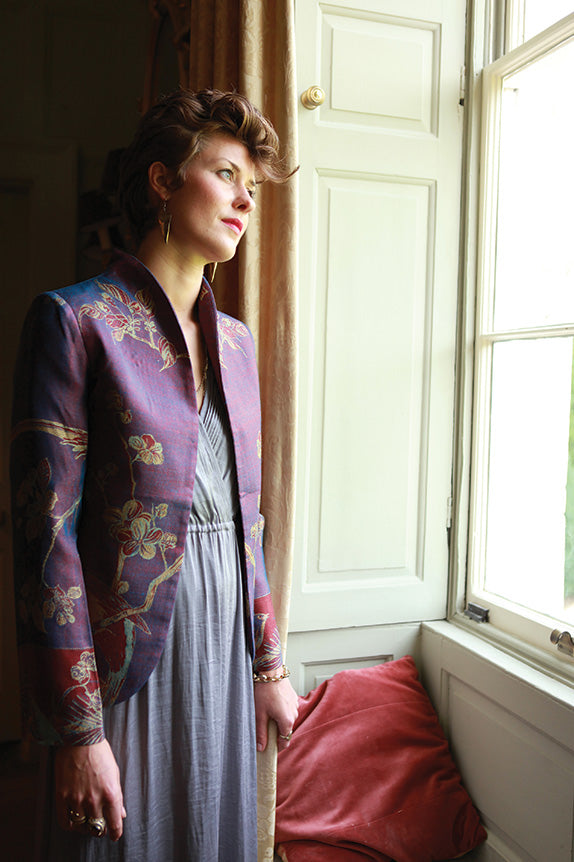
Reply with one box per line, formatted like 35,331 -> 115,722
19,644 -> 105,746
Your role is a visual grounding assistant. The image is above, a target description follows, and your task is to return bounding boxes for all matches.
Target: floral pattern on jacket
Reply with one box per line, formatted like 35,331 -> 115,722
11,252 -> 282,745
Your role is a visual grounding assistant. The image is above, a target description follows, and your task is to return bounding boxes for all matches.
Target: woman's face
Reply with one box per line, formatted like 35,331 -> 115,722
164,132 -> 257,266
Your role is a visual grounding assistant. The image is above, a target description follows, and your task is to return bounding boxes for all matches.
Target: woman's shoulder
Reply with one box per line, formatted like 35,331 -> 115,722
49,252 -> 149,309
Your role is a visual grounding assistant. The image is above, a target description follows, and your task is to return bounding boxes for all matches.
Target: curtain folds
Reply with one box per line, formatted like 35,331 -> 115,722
186,3 -> 298,859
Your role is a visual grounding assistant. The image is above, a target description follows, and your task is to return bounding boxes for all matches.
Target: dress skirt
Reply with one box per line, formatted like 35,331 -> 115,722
38,367 -> 258,861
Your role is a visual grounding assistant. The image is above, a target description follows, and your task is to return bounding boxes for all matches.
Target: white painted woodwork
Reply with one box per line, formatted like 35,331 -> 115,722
318,176 -> 430,578
468,11 -> 574,656
293,0 -> 466,632
0,142 -> 77,741
287,622 -> 421,695
291,4 -> 574,859
422,621 -> 574,861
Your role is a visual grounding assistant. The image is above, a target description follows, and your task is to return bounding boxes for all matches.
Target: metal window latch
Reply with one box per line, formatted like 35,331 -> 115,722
550,630 -> 574,657
464,603 -> 489,623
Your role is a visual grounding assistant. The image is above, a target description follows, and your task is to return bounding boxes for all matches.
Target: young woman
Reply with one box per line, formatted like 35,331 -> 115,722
11,88 -> 298,861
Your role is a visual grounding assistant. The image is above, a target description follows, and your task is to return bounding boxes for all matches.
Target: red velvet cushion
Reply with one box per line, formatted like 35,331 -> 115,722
275,656 -> 486,862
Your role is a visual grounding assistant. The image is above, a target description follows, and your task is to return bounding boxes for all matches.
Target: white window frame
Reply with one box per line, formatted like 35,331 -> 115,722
451,3 -> 574,679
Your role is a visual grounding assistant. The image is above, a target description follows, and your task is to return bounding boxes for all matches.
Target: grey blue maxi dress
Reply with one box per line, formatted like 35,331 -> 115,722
39,365 -> 259,861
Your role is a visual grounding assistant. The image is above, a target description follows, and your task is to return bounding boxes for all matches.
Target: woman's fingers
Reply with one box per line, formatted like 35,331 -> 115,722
103,792 -> 126,842
254,677 -> 299,752
55,740 -> 125,840
255,709 -> 269,752
276,725 -> 294,752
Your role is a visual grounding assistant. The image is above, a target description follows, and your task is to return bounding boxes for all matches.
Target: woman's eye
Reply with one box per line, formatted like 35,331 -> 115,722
247,187 -> 256,200
219,168 -> 233,181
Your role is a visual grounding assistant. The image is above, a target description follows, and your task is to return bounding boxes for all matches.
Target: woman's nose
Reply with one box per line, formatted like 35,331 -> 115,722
235,186 -> 256,212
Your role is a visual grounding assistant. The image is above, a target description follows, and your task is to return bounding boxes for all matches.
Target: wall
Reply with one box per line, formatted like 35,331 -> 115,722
0,0 -> 179,741
0,0 -> 181,276
421,621 -> 574,861
1,0 -> 153,195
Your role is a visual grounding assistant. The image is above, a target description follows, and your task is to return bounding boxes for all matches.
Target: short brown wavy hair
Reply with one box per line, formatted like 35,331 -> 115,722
119,88 -> 291,244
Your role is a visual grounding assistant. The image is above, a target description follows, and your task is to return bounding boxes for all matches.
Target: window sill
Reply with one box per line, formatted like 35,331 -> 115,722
423,617 -> 574,707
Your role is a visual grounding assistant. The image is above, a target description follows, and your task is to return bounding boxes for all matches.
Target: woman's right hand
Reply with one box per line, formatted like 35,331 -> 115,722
54,739 -> 126,841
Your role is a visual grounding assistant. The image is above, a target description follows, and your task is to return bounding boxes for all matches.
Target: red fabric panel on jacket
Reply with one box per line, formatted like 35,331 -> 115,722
275,656 -> 487,862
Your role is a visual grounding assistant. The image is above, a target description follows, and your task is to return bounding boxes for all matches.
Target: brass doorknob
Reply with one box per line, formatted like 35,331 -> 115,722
300,85 -> 325,110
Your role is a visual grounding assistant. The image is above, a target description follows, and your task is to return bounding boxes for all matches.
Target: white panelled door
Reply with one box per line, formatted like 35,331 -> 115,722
291,0 -> 465,666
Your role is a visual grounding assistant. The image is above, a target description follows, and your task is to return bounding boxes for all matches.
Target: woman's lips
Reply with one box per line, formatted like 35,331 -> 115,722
222,218 -> 243,236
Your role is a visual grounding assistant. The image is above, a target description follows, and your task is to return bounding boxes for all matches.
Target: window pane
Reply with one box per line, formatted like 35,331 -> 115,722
484,338 -> 574,622
523,2 -> 574,43
493,37 -> 574,330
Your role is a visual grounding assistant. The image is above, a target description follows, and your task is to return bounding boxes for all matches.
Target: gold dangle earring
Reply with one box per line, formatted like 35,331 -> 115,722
158,198 -> 172,244
208,262 -> 217,283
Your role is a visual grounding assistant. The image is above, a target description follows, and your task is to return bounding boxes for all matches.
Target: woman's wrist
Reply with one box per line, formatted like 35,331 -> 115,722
252,663 -> 290,683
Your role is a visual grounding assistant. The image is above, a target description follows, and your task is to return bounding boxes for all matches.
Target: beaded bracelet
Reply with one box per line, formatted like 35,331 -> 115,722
253,664 -> 291,683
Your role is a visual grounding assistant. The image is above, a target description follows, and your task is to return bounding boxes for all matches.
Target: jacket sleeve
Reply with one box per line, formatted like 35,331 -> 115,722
10,292 -> 104,746
247,369 -> 284,675
253,586 -> 284,674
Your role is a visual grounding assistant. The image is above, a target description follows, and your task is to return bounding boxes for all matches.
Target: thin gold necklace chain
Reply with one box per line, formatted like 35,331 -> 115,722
195,354 -> 209,393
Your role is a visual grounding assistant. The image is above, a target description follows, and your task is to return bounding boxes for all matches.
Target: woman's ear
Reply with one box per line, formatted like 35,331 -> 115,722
148,161 -> 173,202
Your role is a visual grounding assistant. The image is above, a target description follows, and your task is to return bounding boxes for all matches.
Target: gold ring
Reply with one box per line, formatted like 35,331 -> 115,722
68,809 -> 86,825
87,817 -> 106,838
279,730 -> 293,741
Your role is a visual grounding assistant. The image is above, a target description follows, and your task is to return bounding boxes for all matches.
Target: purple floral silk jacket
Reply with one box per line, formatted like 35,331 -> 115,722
10,252 -> 282,746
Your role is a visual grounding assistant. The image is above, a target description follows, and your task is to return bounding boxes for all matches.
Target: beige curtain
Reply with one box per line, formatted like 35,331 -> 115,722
187,3 -> 298,859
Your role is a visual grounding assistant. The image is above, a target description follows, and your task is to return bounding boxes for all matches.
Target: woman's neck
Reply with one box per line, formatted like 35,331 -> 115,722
137,231 -> 205,322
